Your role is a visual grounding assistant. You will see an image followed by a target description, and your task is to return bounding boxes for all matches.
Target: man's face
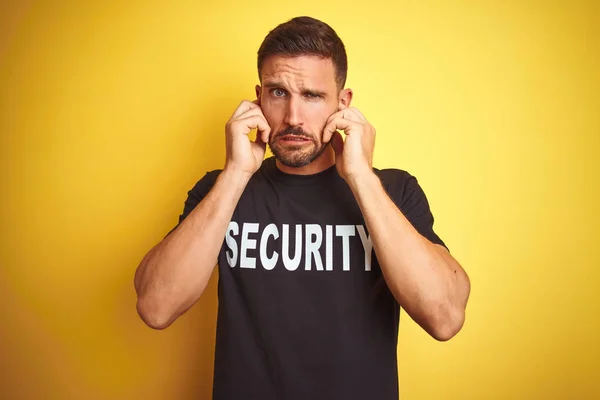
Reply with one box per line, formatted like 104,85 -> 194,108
256,55 -> 349,168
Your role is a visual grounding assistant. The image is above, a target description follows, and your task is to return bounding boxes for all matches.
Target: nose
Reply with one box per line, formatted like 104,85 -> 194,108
284,96 -> 302,127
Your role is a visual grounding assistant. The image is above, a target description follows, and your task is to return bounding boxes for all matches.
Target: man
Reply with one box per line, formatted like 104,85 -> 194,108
134,16 -> 470,400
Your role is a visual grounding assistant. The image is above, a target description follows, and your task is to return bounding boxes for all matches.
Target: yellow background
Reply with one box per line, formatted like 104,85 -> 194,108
1,1 -> 598,399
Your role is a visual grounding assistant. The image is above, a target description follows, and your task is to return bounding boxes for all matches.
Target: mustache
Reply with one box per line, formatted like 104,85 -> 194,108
272,126 -> 314,141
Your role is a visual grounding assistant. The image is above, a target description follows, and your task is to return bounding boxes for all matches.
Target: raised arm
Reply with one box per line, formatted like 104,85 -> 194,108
134,100 -> 271,329
323,106 -> 470,341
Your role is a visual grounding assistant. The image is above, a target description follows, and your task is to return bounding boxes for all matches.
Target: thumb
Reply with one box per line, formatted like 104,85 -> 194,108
331,131 -> 344,157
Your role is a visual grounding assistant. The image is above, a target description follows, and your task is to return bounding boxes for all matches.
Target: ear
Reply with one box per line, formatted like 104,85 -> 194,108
255,84 -> 262,104
337,88 -> 353,110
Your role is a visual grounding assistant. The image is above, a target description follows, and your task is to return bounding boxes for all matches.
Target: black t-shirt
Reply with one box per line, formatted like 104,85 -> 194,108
171,156 -> 447,400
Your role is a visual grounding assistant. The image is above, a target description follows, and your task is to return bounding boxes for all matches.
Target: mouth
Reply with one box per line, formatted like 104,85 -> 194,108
278,135 -> 312,143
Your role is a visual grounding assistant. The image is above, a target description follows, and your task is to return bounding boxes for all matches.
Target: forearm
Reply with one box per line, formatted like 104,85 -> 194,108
134,167 -> 251,329
348,172 -> 470,341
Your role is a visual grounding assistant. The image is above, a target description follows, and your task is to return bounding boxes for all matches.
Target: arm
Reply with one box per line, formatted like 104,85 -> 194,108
347,172 -> 470,341
134,168 -> 251,329
323,106 -> 470,341
134,99 -> 270,330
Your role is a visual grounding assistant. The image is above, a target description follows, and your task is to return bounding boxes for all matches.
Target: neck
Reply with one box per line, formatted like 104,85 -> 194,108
275,146 -> 335,175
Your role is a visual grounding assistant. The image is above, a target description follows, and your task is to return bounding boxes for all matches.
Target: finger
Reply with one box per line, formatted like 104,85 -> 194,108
235,114 -> 271,138
341,108 -> 364,123
347,107 -> 368,123
231,100 -> 259,119
322,110 -> 344,143
236,107 -> 271,142
260,125 -> 270,143
237,105 -> 266,120
253,132 -> 267,152
323,115 -> 355,143
331,130 -> 344,157
239,109 -> 271,143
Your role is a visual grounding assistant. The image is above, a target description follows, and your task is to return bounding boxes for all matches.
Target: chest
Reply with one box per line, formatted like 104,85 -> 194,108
222,180 -> 377,274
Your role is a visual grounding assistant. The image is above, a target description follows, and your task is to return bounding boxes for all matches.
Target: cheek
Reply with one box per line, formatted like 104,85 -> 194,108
310,106 -> 337,139
261,104 -> 283,126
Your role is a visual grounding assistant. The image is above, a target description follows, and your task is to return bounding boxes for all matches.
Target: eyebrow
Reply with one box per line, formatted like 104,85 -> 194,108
263,81 -> 285,88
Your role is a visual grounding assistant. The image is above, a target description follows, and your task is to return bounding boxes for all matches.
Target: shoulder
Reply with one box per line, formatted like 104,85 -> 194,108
373,167 -> 412,183
374,167 -> 448,249
373,167 -> 435,213
200,168 -> 223,183
190,157 -> 276,195
188,168 -> 223,197
373,167 -> 417,197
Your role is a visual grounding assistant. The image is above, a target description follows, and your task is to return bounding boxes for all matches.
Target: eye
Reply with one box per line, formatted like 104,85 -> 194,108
304,92 -> 322,99
271,88 -> 286,97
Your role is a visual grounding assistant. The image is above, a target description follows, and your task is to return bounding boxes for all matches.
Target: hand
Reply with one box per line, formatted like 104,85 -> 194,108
323,107 -> 376,182
224,100 -> 271,176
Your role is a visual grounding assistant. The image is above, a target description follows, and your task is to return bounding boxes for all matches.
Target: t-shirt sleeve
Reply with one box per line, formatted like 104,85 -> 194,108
164,170 -> 222,238
380,169 -> 449,252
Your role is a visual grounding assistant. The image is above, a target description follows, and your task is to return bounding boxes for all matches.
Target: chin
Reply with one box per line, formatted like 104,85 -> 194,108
277,155 -> 313,168
272,149 -> 313,168
270,143 -> 327,168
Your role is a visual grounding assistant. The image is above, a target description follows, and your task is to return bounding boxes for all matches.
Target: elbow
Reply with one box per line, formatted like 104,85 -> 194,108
136,297 -> 175,330
429,286 -> 469,341
408,298 -> 466,342
430,269 -> 471,341
429,307 -> 466,342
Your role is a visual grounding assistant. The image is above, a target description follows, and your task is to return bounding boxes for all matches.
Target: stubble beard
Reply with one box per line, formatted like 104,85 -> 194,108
268,127 -> 328,168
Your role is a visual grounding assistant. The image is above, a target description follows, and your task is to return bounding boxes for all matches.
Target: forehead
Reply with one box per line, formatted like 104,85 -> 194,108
260,55 -> 337,89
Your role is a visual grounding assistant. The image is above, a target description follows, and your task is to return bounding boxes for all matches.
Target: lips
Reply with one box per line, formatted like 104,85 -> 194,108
279,135 -> 311,142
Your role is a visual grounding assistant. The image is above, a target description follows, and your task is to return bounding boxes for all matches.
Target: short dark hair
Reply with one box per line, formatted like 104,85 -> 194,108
257,16 -> 348,89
